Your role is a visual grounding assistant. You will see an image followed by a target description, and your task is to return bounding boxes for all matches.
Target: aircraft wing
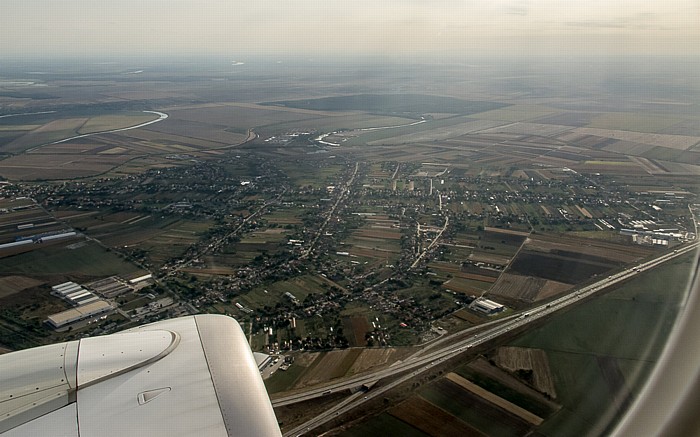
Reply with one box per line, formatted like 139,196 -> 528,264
0,315 -> 281,436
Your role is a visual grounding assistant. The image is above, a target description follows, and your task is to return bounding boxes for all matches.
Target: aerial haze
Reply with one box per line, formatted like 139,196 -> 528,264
2,0 -> 699,58
1,1 -> 700,437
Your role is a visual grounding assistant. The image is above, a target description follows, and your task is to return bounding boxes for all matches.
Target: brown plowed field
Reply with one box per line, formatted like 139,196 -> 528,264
295,349 -> 363,387
347,347 -> 414,375
430,262 -> 498,282
467,252 -> 511,265
389,397 -> 484,437
442,278 -> 490,294
355,229 -> 401,240
421,378 -> 532,435
0,275 -> 44,298
446,372 -> 544,425
494,347 -> 557,397
452,309 -> 485,324
490,273 -> 546,301
536,280 -> 572,300
468,357 -> 560,410
525,233 -> 650,260
342,316 -> 370,347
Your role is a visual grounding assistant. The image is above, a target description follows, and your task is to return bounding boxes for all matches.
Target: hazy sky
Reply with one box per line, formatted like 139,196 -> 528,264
2,0 -> 698,59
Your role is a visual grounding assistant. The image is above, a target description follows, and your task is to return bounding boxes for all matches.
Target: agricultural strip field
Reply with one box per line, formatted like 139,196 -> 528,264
3,118 -> 88,153
508,252 -> 694,436
265,354 -> 318,394
442,277 -> 492,294
346,348 -> 414,375
339,412 -> 429,437
77,113 -> 159,134
141,118 -> 247,145
461,357 -> 560,417
416,379 -> 532,436
259,113 -> 420,135
429,262 -> 498,282
506,234 -> 654,285
264,94 -> 509,116
571,127 -> 700,150
1,155 -> 135,181
452,309 -> 488,324
365,119 -> 504,145
0,112 -> 162,154
389,396 -> 487,437
342,316 -> 371,347
0,276 -> 44,299
493,347 -> 557,397
445,372 -> 544,425
489,273 -> 571,302
470,105 -> 559,123
509,250 -> 616,284
163,103 -> 319,128
293,349 -> 364,388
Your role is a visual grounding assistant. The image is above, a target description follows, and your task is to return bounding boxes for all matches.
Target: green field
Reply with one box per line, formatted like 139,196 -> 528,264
0,241 -> 141,278
265,364 -> 306,394
277,161 -> 345,188
453,365 -> 555,418
265,94 -> 508,116
418,380 -> 530,436
338,412 -> 428,437
510,252 -> 694,436
241,274 -> 328,309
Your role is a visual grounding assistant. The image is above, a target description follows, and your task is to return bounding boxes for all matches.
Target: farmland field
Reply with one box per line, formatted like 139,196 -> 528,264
417,379 -> 531,436
3,118 -> 88,153
339,413 -> 428,437
0,153 -> 132,180
490,273 -> 571,302
445,372 -> 544,425
294,349 -> 364,387
510,250 -> 614,284
509,253 -> 693,436
265,94 -> 508,116
241,275 -> 327,309
78,113 -> 158,134
389,396 -> 487,437
0,241 -> 142,279
346,347 -> 414,375
493,347 -> 557,397
0,276 -> 44,298
461,357 -> 560,417
342,316 -> 370,347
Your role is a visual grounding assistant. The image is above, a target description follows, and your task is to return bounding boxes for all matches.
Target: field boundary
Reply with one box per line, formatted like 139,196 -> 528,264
446,372 -> 544,425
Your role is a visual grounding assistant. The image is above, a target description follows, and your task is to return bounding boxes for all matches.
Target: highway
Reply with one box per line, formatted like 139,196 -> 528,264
277,242 -> 699,436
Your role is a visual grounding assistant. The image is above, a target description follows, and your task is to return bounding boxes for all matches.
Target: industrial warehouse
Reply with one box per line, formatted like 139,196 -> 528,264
46,300 -> 114,330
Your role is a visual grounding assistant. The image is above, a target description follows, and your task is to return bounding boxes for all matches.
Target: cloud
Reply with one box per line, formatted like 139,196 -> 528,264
504,0 -> 528,16
565,20 -> 626,29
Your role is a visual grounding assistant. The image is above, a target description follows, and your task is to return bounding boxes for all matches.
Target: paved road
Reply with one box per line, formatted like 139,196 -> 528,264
277,242 -> 699,435
410,215 -> 449,269
302,162 -> 358,259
